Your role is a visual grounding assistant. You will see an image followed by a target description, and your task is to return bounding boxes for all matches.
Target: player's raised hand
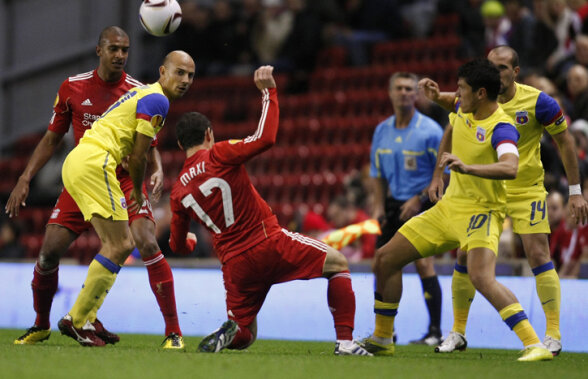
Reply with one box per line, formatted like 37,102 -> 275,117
418,78 -> 440,101
254,65 -> 276,91
5,178 -> 30,218
569,194 -> 588,225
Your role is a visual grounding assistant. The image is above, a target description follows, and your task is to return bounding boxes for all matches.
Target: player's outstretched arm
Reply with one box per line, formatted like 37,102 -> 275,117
551,129 -> 588,225
5,130 -> 64,218
418,78 -> 456,112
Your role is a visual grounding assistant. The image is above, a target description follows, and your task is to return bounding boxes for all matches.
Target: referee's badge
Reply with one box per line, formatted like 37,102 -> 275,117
404,155 -> 417,171
476,126 -> 486,142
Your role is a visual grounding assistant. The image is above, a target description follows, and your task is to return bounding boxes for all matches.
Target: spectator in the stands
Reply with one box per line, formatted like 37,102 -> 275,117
566,64 -> 588,120
504,0 -> 538,70
541,0 -> 582,73
547,190 -> 566,231
481,0 -> 511,52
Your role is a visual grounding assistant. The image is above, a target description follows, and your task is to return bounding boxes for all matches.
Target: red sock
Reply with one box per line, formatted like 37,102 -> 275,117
32,262 -> 59,329
229,324 -> 253,350
327,270 -> 355,340
143,252 -> 181,336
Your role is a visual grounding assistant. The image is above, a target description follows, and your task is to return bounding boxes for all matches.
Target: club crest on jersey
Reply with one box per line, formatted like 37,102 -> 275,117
476,126 -> 486,142
515,110 -> 529,125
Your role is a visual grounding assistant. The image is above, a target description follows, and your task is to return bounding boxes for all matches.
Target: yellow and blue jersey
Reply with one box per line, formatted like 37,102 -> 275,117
500,82 -> 567,190
79,82 -> 169,164
369,111 -> 444,201
445,101 -> 520,206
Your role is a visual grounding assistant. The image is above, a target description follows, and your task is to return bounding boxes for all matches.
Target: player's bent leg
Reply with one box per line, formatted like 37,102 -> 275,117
131,217 -> 183,345
468,248 -> 551,361
364,233 -> 422,356
449,248 -> 475,340
15,225 -> 78,345
520,233 -> 562,353
411,256 -> 442,346
66,218 -> 132,333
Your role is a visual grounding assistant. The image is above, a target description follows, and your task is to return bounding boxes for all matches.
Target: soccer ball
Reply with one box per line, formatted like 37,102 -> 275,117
139,0 -> 182,37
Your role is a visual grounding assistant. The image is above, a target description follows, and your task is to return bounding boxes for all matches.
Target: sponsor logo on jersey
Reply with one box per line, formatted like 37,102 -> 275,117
50,208 -> 61,219
120,197 -> 127,209
515,110 -> 529,125
81,98 -> 93,106
476,126 -> 486,142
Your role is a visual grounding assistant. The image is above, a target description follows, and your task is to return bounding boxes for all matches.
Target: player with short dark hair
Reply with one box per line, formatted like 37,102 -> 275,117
422,46 -> 588,356
169,66 -> 371,356
8,26 -> 186,349
369,71 -> 444,345
362,58 -> 553,362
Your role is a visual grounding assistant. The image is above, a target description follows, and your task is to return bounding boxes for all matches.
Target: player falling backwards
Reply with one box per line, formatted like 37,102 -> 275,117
8,26 -> 184,349
168,66 -> 371,356
420,46 -> 588,356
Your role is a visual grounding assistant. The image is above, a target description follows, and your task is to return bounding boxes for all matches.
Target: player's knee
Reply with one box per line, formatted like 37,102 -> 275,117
38,242 -> 67,269
468,271 -> 493,293
323,247 -> 349,275
135,239 -> 160,259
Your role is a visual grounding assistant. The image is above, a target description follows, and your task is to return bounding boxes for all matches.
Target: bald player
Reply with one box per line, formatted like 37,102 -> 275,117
57,51 -> 196,347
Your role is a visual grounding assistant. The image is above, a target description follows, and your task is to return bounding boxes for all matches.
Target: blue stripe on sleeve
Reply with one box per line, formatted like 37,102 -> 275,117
491,122 -> 520,149
535,92 -> 563,125
136,93 -> 169,118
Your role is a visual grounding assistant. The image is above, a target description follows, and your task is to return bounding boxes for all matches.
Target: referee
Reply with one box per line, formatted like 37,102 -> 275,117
369,72 -> 445,345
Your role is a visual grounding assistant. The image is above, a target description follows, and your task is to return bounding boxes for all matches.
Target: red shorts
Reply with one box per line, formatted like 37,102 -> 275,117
47,174 -> 154,235
222,228 -> 328,327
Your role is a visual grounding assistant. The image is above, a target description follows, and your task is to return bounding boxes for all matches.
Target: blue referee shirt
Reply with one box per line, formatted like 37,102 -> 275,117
369,111 -> 444,201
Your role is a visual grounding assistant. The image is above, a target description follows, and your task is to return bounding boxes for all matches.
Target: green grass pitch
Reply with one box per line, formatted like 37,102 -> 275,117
2,329 -> 587,379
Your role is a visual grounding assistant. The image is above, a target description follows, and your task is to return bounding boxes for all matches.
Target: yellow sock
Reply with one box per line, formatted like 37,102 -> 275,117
69,256 -> 119,328
87,289 -> 109,323
499,303 -> 540,347
533,263 -> 561,340
374,299 -> 398,339
451,264 -> 476,335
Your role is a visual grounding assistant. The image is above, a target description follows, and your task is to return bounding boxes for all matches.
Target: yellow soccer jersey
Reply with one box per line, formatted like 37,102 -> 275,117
446,102 -> 520,206
78,82 -> 168,164
500,82 -> 567,189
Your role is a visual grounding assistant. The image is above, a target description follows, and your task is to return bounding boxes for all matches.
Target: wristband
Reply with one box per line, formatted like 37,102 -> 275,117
569,184 -> 582,196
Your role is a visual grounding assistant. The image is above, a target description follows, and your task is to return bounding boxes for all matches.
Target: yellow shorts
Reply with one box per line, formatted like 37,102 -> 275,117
61,143 -> 128,222
399,198 -> 505,257
506,187 -> 550,234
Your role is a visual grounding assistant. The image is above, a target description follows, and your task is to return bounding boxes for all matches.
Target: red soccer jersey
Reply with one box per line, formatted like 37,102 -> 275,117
48,69 -> 144,144
169,88 -> 280,263
549,220 -> 586,267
